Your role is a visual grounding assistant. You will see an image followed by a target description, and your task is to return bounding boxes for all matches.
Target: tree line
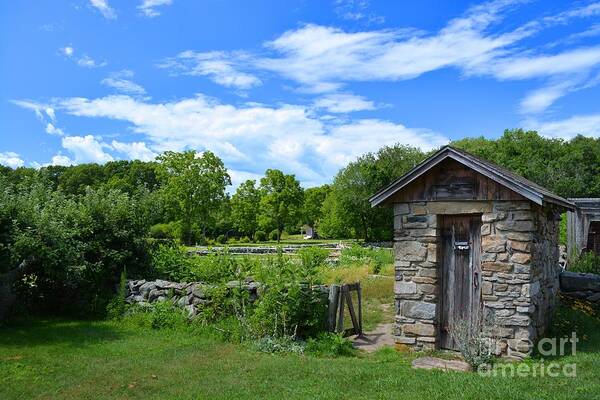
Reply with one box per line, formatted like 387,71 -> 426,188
1,129 -> 599,317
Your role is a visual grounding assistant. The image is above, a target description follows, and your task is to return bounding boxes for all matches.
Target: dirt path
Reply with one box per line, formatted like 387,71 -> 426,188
351,322 -> 395,352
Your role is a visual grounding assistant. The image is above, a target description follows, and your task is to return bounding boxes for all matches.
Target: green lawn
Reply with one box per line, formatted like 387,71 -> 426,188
2,301 -> 600,400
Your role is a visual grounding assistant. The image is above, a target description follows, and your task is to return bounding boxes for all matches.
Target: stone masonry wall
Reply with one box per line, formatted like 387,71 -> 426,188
393,200 -> 559,358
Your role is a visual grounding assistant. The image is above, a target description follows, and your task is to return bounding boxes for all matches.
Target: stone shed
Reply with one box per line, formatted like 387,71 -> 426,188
567,198 -> 600,258
369,146 -> 575,358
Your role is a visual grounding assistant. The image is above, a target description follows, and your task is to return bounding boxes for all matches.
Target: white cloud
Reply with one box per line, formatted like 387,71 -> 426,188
62,135 -> 114,164
138,0 -> 173,17
159,51 -> 261,89
60,46 -> 107,69
52,94 -> 448,184
111,140 -> 157,161
77,55 -> 107,68
50,155 -> 73,166
525,114 -> 600,139
257,1 -> 533,92
313,93 -> 375,113
11,99 -> 46,120
45,107 -> 56,121
61,46 -> 74,57
89,0 -> 116,19
0,152 -> 24,169
45,123 -> 65,136
334,0 -> 385,24
101,70 -> 146,95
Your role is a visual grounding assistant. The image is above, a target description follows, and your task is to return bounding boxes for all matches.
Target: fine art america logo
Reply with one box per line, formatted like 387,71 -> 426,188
478,333 -> 578,377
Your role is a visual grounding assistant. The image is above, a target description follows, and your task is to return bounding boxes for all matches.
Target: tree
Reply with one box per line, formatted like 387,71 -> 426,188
319,144 -> 426,241
231,179 -> 261,237
157,151 -> 231,245
302,185 -> 330,235
258,169 -> 304,242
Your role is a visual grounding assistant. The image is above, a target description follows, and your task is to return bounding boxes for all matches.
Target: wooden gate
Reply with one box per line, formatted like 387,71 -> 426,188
327,283 -> 363,337
439,215 -> 482,350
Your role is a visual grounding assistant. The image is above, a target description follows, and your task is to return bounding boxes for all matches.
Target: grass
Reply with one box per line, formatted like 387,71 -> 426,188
2,300 -> 600,400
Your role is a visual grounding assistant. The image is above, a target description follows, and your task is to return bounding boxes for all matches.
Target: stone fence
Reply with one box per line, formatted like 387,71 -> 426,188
560,271 -> 600,303
125,279 -> 329,317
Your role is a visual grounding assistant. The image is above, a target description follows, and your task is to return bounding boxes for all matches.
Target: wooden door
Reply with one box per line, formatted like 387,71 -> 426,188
439,214 -> 482,350
587,221 -> 600,255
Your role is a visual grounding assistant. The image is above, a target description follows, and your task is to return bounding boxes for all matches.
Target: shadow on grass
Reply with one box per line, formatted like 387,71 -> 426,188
533,297 -> 600,360
0,319 -> 122,348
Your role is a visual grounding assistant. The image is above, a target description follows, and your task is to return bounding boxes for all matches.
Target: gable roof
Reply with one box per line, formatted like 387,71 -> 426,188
369,145 -> 575,211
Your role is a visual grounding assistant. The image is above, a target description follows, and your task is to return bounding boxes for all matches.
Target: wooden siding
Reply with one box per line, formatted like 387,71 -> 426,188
389,158 -> 527,203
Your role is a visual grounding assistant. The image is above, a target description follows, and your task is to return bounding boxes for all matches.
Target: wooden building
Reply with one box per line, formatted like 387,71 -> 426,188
370,146 -> 575,358
567,198 -> 600,258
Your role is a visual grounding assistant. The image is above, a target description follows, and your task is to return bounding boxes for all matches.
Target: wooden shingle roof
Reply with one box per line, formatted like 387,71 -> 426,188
369,145 -> 576,210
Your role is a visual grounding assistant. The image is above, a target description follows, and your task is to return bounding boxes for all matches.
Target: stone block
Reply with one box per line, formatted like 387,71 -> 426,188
496,252 -> 509,262
395,336 -> 416,344
411,276 -> 436,284
482,281 -> 493,295
395,241 -> 428,262
494,283 -> 508,292
418,268 -> 437,278
508,241 -> 531,254
401,301 -> 436,320
410,228 -> 437,238
506,231 -> 533,242
482,212 -> 505,223
482,262 -> 512,273
482,236 -> 506,253
394,203 -> 410,216
403,323 -> 435,336
559,271 -> 600,292
411,204 -> 427,215
510,252 -> 531,264
426,243 -> 437,262
481,223 -> 491,236
418,283 -> 437,295
496,220 -> 535,232
395,281 -> 417,295
509,211 -> 533,221
514,264 -> 530,274
482,252 -> 497,262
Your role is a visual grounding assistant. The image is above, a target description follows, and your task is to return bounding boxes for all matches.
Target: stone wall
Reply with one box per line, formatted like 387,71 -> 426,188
125,278 -> 262,317
560,271 -> 600,303
392,200 -> 561,358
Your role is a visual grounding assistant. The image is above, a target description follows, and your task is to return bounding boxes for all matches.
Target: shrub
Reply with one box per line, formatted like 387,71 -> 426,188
254,230 -> 267,242
268,229 -> 279,241
106,268 -> 128,320
339,245 -> 393,274
250,252 -> 327,338
252,336 -> 305,354
569,251 -> 600,275
298,247 -> 330,281
451,317 -> 496,370
150,244 -> 193,282
216,234 -> 227,244
239,236 -> 251,243
306,332 -> 355,357
148,222 -> 178,240
150,301 -> 188,330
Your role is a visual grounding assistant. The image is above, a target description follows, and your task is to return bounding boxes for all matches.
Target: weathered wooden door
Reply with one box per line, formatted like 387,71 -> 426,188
439,215 -> 482,350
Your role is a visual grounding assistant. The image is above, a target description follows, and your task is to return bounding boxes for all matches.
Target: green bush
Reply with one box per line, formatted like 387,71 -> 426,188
106,268 -> 128,320
254,230 -> 267,242
216,234 -> 227,244
250,252 -> 327,338
570,252 -> 600,275
150,244 -> 193,282
252,336 -> 305,354
339,245 -> 393,274
268,229 -> 279,241
298,247 -> 330,280
305,333 -> 355,357
239,236 -> 251,243
148,222 -> 179,240
150,301 -> 188,330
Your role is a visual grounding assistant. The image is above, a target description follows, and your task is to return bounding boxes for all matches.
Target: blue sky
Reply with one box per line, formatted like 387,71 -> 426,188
2,0 -> 600,188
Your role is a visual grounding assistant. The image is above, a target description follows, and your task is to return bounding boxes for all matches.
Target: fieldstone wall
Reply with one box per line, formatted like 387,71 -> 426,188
125,279 -> 263,317
560,271 -> 600,303
393,200 -> 561,358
